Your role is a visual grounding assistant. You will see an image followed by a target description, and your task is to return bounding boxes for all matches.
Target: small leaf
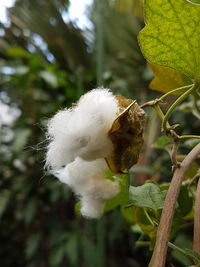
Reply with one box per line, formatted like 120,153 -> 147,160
138,0 -> 200,82
129,182 -> 166,210
148,63 -> 191,93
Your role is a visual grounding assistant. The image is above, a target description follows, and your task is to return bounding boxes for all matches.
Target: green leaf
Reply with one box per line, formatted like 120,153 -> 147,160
135,208 -> 157,239
129,182 -> 166,210
81,236 -> 97,265
7,46 -> 31,58
138,0 -> 200,82
153,136 -> 172,150
25,233 -> 41,259
24,197 -> 37,224
182,249 -> 200,264
104,172 -> 128,212
178,185 -> 193,217
0,190 -> 10,219
120,205 -> 136,223
65,234 -> 79,266
49,245 -> 65,267
172,234 -> 193,266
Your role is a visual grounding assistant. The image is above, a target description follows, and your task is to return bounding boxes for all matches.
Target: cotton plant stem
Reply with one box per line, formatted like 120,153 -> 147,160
162,85 -> 197,132
140,84 -> 193,109
179,135 -> 200,140
153,104 -> 165,120
168,242 -> 187,255
149,143 -> 200,267
158,84 -> 193,102
194,176 -> 200,253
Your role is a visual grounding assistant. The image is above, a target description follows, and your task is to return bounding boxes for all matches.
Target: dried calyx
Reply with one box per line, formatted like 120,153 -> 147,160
107,95 -> 145,173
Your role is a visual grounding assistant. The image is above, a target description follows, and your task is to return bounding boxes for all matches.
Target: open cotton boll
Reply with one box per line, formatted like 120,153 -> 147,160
46,88 -> 119,169
54,157 -> 119,218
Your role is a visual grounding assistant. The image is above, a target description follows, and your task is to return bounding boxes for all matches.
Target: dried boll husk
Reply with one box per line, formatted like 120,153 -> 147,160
106,95 -> 145,173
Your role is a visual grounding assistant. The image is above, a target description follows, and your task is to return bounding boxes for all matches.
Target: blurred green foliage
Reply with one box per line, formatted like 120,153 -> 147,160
0,0 -> 199,266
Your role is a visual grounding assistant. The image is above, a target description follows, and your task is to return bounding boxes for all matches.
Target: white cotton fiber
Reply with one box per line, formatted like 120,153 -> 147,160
81,196 -> 105,218
46,88 -> 119,169
54,157 -> 119,218
46,88 -> 121,218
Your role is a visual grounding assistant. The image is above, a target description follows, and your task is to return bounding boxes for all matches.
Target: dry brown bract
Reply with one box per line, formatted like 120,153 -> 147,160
106,95 -> 145,173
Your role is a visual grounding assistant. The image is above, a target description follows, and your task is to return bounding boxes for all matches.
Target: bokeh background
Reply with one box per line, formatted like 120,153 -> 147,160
0,0 -> 198,266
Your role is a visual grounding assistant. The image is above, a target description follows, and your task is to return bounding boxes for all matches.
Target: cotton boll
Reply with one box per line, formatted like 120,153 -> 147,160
46,88 -> 119,169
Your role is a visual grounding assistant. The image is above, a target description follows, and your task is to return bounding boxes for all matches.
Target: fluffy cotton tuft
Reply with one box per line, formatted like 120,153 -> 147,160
46,88 -> 120,218
54,157 -> 119,218
46,88 -> 119,169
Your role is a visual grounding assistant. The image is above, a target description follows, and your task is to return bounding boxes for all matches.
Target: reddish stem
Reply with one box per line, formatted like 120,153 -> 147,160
194,176 -> 200,253
149,143 -> 200,267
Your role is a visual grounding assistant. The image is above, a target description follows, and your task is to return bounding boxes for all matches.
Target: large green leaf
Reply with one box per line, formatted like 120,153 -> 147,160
138,0 -> 200,82
129,182 -> 166,210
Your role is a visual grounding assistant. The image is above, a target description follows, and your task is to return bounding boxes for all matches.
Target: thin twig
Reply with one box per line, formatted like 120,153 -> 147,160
194,174 -> 200,253
170,130 -> 180,171
162,85 -> 196,132
149,143 -> 200,267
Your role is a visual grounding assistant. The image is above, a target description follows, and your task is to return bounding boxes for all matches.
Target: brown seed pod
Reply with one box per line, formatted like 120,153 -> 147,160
106,95 -> 145,173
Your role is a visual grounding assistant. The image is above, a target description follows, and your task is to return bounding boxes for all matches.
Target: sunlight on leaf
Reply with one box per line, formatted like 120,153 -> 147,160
138,0 -> 200,82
